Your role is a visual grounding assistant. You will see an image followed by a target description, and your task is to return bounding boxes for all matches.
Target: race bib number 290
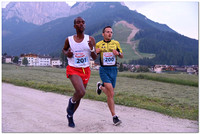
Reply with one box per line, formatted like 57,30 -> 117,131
74,52 -> 88,66
103,52 -> 116,66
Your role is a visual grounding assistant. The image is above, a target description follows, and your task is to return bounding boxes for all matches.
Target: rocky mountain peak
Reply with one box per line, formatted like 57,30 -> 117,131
2,2 -> 127,25
2,2 -> 71,25
69,2 -> 95,16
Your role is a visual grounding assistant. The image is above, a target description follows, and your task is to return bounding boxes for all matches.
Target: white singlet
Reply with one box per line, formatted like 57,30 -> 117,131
67,34 -> 91,68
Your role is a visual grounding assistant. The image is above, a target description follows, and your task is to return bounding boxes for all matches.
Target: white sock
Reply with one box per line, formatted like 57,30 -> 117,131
70,98 -> 76,104
113,115 -> 117,118
99,85 -> 102,90
68,115 -> 72,117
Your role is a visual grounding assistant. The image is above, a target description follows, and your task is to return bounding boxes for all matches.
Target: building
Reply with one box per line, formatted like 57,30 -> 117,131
51,58 -> 62,67
2,56 -> 13,63
38,55 -> 51,66
19,53 -> 51,66
153,65 -> 175,73
153,65 -> 163,73
19,54 -> 38,66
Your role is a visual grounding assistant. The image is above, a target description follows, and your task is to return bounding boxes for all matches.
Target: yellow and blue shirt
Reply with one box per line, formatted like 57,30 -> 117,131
96,40 -> 123,66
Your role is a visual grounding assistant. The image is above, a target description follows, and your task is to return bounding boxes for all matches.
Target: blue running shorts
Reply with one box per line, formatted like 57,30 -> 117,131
99,66 -> 118,88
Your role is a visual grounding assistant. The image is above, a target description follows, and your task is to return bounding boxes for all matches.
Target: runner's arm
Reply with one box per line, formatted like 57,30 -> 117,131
62,38 -> 73,58
89,36 -> 97,60
116,42 -> 123,58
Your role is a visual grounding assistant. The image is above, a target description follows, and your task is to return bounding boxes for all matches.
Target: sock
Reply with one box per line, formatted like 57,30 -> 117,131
99,85 -> 102,90
70,98 -> 76,104
68,115 -> 72,118
113,115 -> 117,118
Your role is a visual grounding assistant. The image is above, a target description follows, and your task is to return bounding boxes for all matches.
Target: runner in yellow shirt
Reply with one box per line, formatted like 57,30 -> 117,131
95,26 -> 123,126
96,39 -> 123,66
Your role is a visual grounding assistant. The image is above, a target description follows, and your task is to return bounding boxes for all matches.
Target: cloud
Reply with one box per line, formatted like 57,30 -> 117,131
66,1 -> 76,6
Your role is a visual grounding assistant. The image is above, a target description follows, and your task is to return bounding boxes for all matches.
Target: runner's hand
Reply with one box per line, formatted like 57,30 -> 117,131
67,48 -> 73,58
113,49 -> 119,56
63,48 -> 73,58
96,48 -> 101,54
88,39 -> 93,50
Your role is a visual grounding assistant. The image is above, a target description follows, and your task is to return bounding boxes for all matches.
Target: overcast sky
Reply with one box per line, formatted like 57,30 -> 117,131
124,1 -> 198,40
1,0 -> 199,40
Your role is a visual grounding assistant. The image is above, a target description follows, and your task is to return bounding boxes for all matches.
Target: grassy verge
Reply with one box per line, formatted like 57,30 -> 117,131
2,64 -> 198,120
118,72 -> 198,87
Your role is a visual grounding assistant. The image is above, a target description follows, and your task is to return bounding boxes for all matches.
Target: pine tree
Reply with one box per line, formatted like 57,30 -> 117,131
13,56 -> 19,64
22,57 -> 28,66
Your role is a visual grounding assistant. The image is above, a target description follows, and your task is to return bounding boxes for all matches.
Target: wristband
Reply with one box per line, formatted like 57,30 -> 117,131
118,52 -> 121,56
90,47 -> 95,52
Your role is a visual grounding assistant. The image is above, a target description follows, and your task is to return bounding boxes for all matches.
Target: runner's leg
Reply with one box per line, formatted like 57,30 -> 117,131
66,75 -> 86,128
101,83 -> 115,116
69,75 -> 86,102
73,83 -> 87,112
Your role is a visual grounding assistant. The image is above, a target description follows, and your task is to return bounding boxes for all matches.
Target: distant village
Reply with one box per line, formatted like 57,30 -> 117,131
3,53 -> 62,67
2,53 -> 198,75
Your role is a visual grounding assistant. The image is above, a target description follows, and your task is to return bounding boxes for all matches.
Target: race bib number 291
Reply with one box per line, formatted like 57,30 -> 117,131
103,52 -> 116,66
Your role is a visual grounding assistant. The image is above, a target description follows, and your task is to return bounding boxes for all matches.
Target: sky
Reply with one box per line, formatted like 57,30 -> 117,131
1,0 -> 199,40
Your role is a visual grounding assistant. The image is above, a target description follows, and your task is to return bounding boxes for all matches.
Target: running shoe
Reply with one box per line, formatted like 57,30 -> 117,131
67,98 -> 75,116
67,115 -> 75,128
96,81 -> 102,95
113,116 -> 122,126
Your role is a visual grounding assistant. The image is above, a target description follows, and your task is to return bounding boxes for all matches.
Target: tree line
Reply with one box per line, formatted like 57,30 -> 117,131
129,28 -> 198,65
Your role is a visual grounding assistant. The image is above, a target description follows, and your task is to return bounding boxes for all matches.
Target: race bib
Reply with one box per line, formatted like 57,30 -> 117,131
103,52 -> 116,66
74,51 -> 89,66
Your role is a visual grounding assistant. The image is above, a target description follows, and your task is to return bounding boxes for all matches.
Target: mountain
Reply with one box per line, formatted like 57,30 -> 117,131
2,17 -> 38,39
2,2 -> 94,25
2,2 -> 71,25
2,2 -> 93,50
69,2 -> 94,16
132,29 -> 198,65
2,2 -> 198,65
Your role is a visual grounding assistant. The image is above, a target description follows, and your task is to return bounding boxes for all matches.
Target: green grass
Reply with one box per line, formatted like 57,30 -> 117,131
118,72 -> 198,87
113,23 -> 132,42
2,64 -> 199,120
112,22 -> 156,63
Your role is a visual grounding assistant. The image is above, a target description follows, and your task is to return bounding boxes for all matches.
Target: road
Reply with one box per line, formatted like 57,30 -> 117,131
2,83 -> 198,133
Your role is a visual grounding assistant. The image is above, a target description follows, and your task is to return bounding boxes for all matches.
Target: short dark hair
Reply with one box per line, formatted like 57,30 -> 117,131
74,16 -> 83,25
102,26 -> 112,33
